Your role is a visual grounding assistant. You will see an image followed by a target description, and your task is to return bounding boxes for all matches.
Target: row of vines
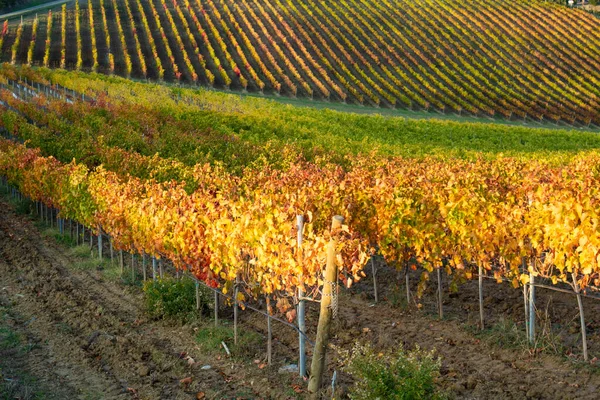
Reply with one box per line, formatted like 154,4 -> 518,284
0,0 -> 599,124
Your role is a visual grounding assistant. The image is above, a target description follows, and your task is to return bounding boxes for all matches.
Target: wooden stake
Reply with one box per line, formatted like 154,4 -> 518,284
523,284 -> 529,339
371,255 -> 378,303
234,274 -> 240,346
119,250 -> 124,275
437,267 -> 443,320
522,258 -> 529,339
266,297 -> 272,366
406,272 -> 410,306
529,270 -> 535,344
97,227 -> 103,260
152,257 -> 157,280
308,215 -> 343,397
479,265 -> 484,330
109,238 -> 114,265
142,253 -> 147,281
214,290 -> 219,326
571,273 -> 589,361
131,252 -> 135,282
196,281 -> 200,310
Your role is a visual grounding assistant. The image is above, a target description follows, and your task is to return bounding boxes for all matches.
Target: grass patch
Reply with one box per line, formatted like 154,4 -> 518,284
195,324 -> 262,359
467,316 -> 565,357
0,326 -> 21,350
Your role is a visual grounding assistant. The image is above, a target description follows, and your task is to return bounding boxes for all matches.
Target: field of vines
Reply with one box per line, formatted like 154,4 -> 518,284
2,64 -> 600,319
0,0 -> 599,125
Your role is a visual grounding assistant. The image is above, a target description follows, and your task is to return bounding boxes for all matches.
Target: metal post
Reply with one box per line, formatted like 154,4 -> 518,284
296,215 -> 306,378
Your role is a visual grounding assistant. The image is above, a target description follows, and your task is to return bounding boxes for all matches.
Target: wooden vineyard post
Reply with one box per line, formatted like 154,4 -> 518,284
523,284 -> 529,339
142,253 -> 147,281
76,222 -> 80,245
109,238 -> 114,265
97,226 -> 103,260
371,255 -> 378,303
528,269 -> 535,345
522,258 -> 529,339
159,259 -> 163,279
308,215 -> 343,397
479,265 -> 484,330
296,214 -> 307,378
266,296 -> 272,366
406,272 -> 410,306
234,274 -> 240,346
571,273 -> 589,361
195,281 -> 200,310
152,256 -> 157,280
131,253 -> 135,282
119,250 -> 124,275
214,290 -> 219,326
437,267 -> 443,320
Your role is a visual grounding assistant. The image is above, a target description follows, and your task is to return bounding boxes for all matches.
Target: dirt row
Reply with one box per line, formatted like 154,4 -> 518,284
0,201 -> 300,399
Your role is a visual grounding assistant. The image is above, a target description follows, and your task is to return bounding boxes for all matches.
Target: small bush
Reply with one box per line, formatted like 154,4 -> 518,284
340,341 -> 444,400
143,277 -> 210,321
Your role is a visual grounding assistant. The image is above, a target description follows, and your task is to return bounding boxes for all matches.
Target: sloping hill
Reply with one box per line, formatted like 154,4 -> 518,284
0,0 -> 599,124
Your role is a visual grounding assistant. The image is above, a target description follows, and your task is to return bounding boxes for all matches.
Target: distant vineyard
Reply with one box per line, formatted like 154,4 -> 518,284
1,0 -> 600,123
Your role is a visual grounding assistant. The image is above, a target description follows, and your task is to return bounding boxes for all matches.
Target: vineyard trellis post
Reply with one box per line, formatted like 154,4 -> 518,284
152,256 -> 157,280
142,253 -> 147,281
266,296 -> 272,366
97,226 -> 103,260
571,272 -> 588,361
437,267 -> 443,319
195,281 -> 200,310
406,271 -> 410,306
308,215 -> 343,397
119,250 -> 124,275
479,264 -> 484,330
110,237 -> 114,265
528,268 -> 535,345
371,254 -> 378,303
234,274 -> 240,346
214,290 -> 219,326
522,258 -> 530,339
297,214 -> 307,378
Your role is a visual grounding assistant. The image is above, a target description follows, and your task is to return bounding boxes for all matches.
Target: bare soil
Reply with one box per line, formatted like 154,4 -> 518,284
2,197 -> 600,399
0,201 -> 303,399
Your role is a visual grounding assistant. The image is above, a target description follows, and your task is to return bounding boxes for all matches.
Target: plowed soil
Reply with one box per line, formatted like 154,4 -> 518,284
2,198 -> 600,399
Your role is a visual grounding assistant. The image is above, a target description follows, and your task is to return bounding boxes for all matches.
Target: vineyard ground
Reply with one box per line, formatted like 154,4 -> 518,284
0,198 -> 304,399
3,196 -> 600,399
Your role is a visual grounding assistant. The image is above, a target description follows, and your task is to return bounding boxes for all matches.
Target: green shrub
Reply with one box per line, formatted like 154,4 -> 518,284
143,277 -> 210,321
340,342 -> 444,400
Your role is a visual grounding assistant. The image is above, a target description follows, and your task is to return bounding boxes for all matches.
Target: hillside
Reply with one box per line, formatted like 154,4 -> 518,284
0,0 -> 599,125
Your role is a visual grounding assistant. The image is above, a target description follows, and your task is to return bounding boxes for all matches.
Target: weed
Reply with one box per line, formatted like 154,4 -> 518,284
338,341 -> 445,400
143,277 -> 210,322
195,324 -> 262,359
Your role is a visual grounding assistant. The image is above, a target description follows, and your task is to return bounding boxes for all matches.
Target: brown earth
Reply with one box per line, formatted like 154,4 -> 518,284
2,196 -> 600,399
0,200 -> 304,400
